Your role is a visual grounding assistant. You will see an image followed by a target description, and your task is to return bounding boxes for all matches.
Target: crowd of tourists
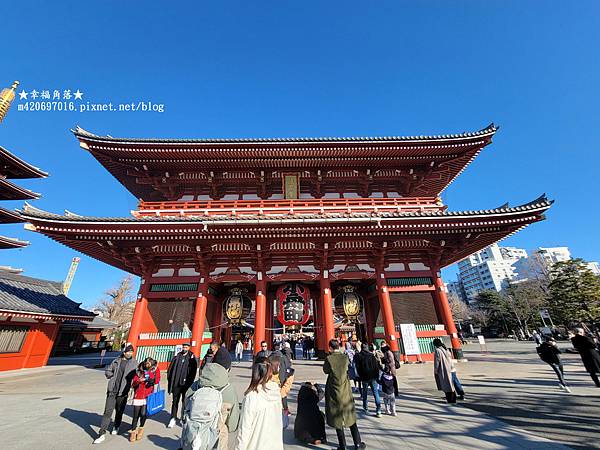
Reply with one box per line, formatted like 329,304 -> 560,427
91,336 -> 376,449
90,323 -> 600,449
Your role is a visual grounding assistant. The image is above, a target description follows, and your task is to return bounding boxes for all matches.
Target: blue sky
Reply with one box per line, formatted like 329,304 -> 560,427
1,1 -> 599,309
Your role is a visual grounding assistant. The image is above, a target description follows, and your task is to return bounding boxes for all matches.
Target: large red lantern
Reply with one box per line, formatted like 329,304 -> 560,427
276,282 -> 310,326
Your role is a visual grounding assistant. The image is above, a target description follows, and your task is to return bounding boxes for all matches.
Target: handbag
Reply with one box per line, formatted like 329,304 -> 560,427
147,384 -> 165,416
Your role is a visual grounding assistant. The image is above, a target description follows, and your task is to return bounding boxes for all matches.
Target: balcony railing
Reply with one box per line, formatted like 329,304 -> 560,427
134,197 -> 445,218
139,331 -> 192,340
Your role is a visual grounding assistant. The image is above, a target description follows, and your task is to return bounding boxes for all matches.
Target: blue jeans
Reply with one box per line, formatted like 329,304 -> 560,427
452,372 -> 465,397
361,379 -> 381,412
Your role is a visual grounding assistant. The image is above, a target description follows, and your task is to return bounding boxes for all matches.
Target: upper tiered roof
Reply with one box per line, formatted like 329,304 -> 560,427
0,145 -> 46,248
20,195 -> 552,275
73,124 -> 498,201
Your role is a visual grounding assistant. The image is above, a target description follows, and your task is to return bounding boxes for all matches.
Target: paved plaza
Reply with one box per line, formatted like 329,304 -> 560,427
1,340 -> 598,449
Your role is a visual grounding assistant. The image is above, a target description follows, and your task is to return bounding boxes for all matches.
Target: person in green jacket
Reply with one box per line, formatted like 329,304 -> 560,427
186,362 -> 240,450
323,339 -> 366,450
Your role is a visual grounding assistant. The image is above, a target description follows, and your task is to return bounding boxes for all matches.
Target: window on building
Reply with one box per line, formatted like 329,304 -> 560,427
0,326 -> 29,353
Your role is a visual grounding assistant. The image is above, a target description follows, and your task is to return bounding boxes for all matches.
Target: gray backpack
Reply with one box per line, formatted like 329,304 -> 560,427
181,385 -> 226,450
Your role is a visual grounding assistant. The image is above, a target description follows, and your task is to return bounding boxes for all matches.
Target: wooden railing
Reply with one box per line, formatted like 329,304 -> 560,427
134,197 -> 445,218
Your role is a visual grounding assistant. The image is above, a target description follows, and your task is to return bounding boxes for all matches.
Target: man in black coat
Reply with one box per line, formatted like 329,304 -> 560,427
167,343 -> 198,427
353,344 -> 382,416
537,337 -> 571,392
571,328 -> 600,387
93,344 -> 137,444
254,340 -> 271,360
210,340 -> 232,370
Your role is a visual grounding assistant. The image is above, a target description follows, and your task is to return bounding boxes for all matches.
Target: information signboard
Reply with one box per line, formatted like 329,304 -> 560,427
400,323 -> 420,355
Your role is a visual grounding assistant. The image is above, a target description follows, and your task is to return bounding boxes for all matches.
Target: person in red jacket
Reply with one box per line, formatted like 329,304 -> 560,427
130,358 -> 161,442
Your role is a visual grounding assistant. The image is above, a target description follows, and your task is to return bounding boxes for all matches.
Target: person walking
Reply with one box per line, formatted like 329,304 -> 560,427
571,328 -> 600,387
379,369 -> 396,416
372,342 -> 385,372
380,341 -> 399,396
353,343 -> 382,416
93,344 -> 137,444
268,353 -> 295,428
294,381 -> 326,445
344,342 -> 360,394
532,330 -> 542,346
185,362 -> 240,450
235,358 -> 283,450
129,357 -> 161,442
323,339 -> 367,450
235,339 -> 244,363
433,338 -> 456,403
537,337 -> 571,392
167,343 -> 198,428
302,337 -> 308,360
282,342 -> 294,368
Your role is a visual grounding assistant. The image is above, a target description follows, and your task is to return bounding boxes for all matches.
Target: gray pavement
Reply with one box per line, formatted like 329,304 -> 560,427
0,346 -> 577,450
402,339 -> 600,450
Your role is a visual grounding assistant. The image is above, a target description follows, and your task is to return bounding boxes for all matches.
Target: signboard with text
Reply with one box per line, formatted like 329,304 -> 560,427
400,323 -> 420,355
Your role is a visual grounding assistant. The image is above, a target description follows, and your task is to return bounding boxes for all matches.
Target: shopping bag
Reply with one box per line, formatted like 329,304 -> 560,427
147,385 -> 165,416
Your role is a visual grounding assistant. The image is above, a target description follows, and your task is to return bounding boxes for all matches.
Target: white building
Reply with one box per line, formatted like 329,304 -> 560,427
446,280 -> 467,303
536,247 -> 571,265
512,247 -> 571,280
457,244 -> 527,302
585,261 -> 600,276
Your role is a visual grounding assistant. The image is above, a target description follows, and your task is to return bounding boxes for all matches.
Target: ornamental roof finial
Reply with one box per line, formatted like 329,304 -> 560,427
0,80 -> 19,123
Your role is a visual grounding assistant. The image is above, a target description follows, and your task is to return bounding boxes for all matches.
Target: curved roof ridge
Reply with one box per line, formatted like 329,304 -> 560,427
0,146 -> 48,178
0,177 -> 41,200
72,123 -> 498,145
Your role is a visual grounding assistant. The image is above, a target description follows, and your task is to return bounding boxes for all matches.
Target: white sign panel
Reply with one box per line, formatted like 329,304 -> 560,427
400,323 -> 420,355
100,349 -> 106,357
477,335 -> 486,345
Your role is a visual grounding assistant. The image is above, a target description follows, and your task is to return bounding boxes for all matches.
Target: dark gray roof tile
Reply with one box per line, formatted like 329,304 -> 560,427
0,269 -> 95,318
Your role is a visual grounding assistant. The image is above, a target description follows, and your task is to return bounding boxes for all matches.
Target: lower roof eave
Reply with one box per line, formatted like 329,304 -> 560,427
0,309 -> 95,321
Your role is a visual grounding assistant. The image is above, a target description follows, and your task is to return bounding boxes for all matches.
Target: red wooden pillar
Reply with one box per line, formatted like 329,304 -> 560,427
191,277 -> 208,358
432,269 -> 463,358
320,273 -> 335,349
128,275 -> 150,353
254,275 -> 267,355
375,271 -> 400,357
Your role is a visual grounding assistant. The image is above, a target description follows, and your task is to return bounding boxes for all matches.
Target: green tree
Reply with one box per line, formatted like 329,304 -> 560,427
474,290 -> 516,335
548,259 -> 600,326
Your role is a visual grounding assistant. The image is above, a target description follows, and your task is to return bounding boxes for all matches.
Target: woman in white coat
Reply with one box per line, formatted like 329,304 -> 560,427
235,357 -> 283,450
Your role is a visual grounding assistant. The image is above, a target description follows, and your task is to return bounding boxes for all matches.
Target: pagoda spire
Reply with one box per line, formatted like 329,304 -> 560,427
0,80 -> 19,123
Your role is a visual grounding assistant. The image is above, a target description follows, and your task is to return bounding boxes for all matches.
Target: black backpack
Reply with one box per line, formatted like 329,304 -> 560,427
363,352 -> 380,380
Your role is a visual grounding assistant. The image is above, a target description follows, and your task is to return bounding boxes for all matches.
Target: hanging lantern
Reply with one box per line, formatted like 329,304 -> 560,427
334,285 -> 363,323
276,282 -> 310,326
223,288 -> 252,326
